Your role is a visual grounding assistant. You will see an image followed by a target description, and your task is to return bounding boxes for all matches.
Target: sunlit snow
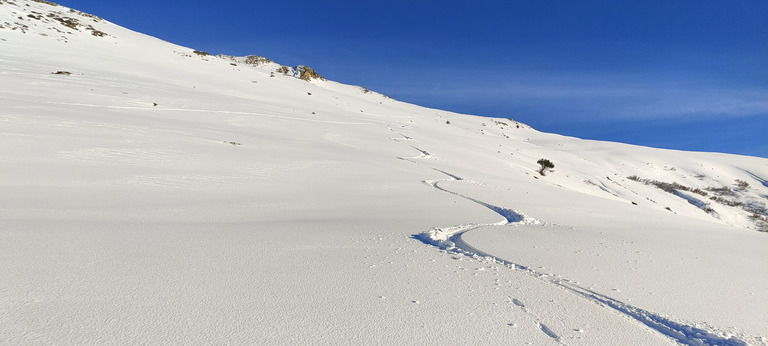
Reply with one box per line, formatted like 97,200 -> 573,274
1,1 -> 766,344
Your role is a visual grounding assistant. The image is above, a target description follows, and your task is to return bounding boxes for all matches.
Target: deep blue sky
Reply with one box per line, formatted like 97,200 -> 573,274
60,0 -> 767,158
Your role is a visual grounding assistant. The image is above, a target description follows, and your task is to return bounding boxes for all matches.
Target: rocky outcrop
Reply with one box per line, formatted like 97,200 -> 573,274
176,51 -> 325,82
244,55 -> 273,66
1,0 -> 108,37
294,65 -> 324,81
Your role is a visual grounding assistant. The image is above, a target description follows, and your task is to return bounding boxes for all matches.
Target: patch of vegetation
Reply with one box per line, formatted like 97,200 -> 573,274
708,196 -> 744,208
245,55 -> 273,66
48,13 -> 79,30
537,159 -> 555,176
627,176 -> 708,197
749,213 -> 768,232
706,186 -> 736,197
628,175 -> 767,231
10,21 -> 30,33
735,179 -> 750,191
504,118 -> 524,129
86,25 -> 107,37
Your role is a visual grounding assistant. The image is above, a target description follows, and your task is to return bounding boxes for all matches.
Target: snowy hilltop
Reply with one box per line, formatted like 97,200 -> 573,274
1,0 -> 767,344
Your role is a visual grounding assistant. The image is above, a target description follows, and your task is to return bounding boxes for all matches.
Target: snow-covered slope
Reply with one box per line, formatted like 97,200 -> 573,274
2,1 -> 767,344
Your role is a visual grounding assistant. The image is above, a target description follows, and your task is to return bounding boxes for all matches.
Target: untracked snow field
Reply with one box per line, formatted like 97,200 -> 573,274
1,1 -> 767,344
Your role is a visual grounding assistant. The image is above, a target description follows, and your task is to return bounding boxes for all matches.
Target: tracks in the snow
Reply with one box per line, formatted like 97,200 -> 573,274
391,134 -> 749,346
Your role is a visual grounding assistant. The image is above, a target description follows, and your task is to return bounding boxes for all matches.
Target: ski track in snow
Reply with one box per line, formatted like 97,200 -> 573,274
394,141 -> 434,162
393,141 -> 750,346
509,296 -> 564,344
540,323 -> 562,342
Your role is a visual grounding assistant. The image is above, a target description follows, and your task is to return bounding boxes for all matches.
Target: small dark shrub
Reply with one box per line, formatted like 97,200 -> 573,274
537,159 -> 555,176
707,186 -> 735,196
691,188 -> 708,196
735,179 -> 750,190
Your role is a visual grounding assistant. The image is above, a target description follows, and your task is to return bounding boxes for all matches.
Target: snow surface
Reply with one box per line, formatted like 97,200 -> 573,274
1,1 -> 767,344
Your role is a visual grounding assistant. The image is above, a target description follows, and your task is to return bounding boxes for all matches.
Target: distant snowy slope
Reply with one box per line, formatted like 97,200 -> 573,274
1,1 -> 767,345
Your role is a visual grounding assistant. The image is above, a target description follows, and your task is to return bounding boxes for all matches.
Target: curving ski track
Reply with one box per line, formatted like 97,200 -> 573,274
401,147 -> 748,346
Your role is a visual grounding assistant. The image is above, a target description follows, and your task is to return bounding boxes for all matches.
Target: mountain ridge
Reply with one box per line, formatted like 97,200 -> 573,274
1,0 -> 331,82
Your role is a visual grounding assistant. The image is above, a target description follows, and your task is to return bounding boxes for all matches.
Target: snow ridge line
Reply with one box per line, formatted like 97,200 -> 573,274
409,164 -> 747,346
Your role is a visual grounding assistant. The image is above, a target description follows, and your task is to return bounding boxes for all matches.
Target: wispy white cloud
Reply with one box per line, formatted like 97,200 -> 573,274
380,73 -> 768,121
